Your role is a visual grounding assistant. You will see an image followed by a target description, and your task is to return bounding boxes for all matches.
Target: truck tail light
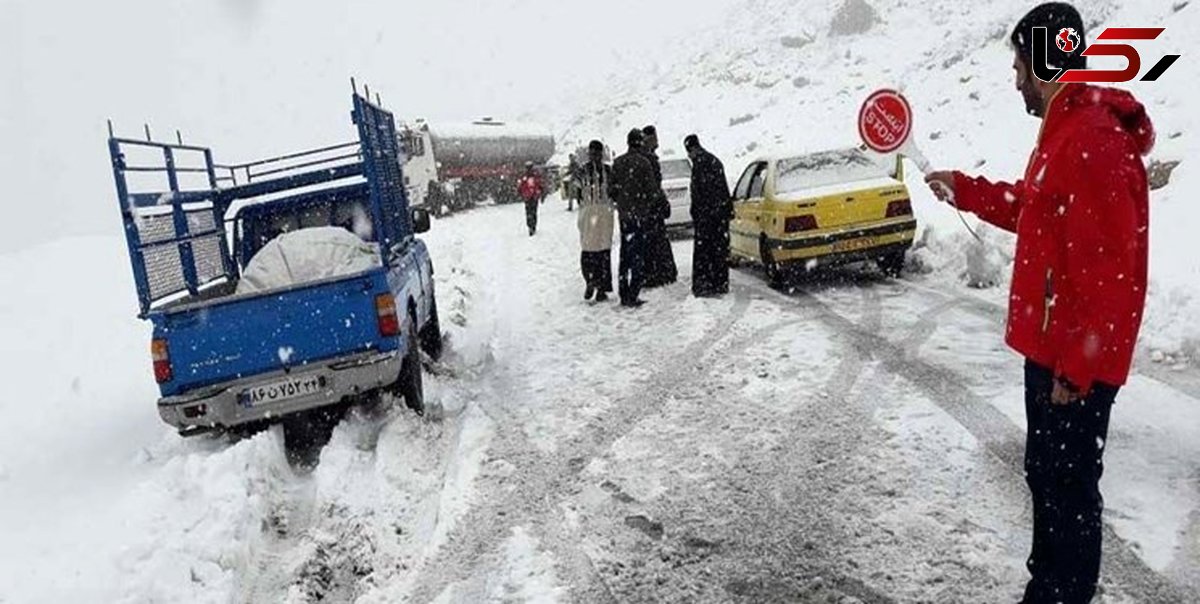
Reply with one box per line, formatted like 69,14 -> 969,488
151,339 -> 173,384
886,199 -> 913,218
785,215 -> 818,233
375,294 -> 400,337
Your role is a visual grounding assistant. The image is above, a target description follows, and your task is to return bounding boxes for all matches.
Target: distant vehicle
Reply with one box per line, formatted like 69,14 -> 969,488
108,91 -> 441,444
729,147 -> 917,285
399,118 -> 556,215
659,158 -> 693,229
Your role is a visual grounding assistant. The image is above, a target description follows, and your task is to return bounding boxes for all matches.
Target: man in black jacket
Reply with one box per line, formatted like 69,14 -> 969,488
685,135 -> 732,297
640,125 -> 678,288
609,129 -> 658,307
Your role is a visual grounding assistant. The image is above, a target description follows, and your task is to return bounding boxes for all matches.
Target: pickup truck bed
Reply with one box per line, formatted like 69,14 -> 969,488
110,89 -> 438,436
153,267 -> 402,429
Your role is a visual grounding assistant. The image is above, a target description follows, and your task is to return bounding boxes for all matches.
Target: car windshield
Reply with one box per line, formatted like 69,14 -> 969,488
775,149 -> 895,197
660,159 -> 691,180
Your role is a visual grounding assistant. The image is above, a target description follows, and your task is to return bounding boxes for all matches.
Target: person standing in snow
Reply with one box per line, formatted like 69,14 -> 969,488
610,129 -> 658,307
517,162 -> 545,236
565,154 -> 583,212
577,140 -> 615,302
685,135 -> 733,297
639,125 -> 679,288
925,4 -> 1152,602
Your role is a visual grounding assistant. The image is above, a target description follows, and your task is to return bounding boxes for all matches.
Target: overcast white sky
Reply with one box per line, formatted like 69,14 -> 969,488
0,0 -> 731,252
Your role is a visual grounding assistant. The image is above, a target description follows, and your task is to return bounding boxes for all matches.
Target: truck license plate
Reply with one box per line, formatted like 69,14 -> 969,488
831,237 -> 878,253
240,375 -> 327,408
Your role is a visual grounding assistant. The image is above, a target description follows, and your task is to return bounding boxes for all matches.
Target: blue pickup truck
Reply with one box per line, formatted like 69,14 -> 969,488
109,91 -> 441,440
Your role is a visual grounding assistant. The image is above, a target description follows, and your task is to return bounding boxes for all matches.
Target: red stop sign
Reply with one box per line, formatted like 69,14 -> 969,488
858,89 -> 913,153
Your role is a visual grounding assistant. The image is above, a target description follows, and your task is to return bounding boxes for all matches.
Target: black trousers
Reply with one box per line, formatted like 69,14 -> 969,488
1022,360 -> 1118,604
643,218 -> 678,288
692,219 -> 730,296
525,199 -> 539,232
618,220 -> 645,304
580,250 -> 613,293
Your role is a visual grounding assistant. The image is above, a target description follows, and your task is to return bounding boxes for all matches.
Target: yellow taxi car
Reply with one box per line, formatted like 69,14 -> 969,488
729,147 -> 917,285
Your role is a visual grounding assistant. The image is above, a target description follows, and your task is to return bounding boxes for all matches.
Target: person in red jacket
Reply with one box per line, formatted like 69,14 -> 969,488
517,163 -> 546,236
925,4 -> 1152,602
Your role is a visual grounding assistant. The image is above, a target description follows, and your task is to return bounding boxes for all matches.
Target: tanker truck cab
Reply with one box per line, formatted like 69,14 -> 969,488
110,91 -> 442,440
398,118 -> 555,214
399,121 -> 439,212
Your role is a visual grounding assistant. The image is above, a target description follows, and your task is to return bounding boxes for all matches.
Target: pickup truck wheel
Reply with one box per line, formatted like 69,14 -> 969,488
396,318 -> 425,416
282,406 -> 345,468
419,294 -> 443,361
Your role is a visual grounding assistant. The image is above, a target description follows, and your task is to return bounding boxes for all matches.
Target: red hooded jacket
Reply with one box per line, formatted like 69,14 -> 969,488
518,173 -> 545,202
952,84 -> 1153,393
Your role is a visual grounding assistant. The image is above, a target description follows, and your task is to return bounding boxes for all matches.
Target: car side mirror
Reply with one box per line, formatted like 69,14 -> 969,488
412,207 -> 431,234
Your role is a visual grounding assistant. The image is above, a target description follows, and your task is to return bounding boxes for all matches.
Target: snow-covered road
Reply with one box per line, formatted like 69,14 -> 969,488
1,200 -> 1197,603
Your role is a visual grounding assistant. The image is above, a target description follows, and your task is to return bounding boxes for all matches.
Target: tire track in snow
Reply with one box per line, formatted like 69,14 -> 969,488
238,467 -> 321,603
233,400 -> 477,604
553,297 -> 886,604
892,278 -> 1200,401
650,286 -> 899,603
734,271 -> 1197,603
406,289 -> 754,602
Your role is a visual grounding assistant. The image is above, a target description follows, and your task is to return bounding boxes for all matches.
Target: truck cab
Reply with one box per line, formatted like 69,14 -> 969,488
398,118 -> 556,215
399,122 -> 439,211
109,91 -> 442,438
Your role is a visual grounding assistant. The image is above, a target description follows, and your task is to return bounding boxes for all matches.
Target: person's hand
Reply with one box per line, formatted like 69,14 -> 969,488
1051,378 -> 1081,406
924,171 -> 957,204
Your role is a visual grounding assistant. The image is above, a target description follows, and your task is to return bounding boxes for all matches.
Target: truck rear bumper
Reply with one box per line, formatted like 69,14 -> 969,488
158,349 -> 401,434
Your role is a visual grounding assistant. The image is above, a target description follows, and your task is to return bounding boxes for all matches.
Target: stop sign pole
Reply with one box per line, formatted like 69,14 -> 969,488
858,88 -> 986,243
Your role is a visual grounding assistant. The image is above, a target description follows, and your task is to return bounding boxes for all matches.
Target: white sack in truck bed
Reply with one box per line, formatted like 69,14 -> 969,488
236,227 -> 382,295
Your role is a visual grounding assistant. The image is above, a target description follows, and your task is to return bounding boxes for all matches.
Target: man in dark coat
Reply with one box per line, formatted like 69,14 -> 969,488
639,125 -> 678,288
685,135 -> 732,297
609,129 -> 658,307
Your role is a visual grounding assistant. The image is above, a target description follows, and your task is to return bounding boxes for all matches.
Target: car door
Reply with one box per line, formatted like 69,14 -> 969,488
731,161 -> 770,260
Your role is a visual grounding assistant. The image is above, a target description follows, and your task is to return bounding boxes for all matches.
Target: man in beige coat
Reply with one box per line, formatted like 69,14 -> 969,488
577,140 -> 615,302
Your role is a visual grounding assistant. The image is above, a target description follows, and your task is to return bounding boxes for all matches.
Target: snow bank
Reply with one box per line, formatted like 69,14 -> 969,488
236,227 -> 382,295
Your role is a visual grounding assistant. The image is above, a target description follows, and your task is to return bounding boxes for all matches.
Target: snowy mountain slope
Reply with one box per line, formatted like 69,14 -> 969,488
548,0 -> 1199,363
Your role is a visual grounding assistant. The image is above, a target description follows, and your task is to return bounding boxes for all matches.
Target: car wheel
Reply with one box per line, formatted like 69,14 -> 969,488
393,315 -> 425,416
877,251 -> 905,278
760,238 -> 785,288
419,292 -> 443,361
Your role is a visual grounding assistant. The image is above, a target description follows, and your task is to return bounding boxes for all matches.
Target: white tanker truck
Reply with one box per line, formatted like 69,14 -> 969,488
399,118 -> 556,215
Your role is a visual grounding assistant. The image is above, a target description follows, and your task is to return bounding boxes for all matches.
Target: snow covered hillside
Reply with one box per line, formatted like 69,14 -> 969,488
547,0 -> 1199,364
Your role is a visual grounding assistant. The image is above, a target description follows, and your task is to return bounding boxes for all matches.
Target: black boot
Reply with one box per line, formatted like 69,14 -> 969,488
584,285 -> 595,301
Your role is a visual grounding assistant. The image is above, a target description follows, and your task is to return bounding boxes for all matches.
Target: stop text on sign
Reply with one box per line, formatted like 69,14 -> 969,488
858,89 -> 913,154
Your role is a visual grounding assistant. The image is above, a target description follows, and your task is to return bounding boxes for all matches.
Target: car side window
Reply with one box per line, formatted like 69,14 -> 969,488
733,164 -> 758,201
748,163 -> 768,199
